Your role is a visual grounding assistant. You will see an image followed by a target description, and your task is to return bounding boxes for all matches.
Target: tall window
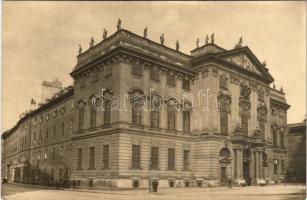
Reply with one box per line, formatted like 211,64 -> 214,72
281,160 -> 285,174
273,129 -> 277,147
132,144 -> 141,169
53,125 -> 56,139
150,95 -> 161,128
103,144 -> 109,169
61,122 -> 65,136
280,131 -> 284,148
89,146 -> 95,169
131,93 -> 144,126
167,99 -> 177,131
241,115 -> 248,136
104,100 -> 111,125
150,147 -> 159,170
150,68 -> 159,81
77,148 -> 82,169
220,109 -> 228,135
183,111 -> 191,132
70,119 -> 73,133
168,148 -> 175,170
132,63 -> 142,77
90,107 -> 96,128
182,79 -> 190,90
52,148 -> 55,160
78,107 -> 85,130
183,150 -> 190,171
167,73 -> 176,86
45,128 -> 49,141
274,159 -> 278,175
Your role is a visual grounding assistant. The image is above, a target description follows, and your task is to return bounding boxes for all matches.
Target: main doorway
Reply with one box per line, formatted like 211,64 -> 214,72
243,149 -> 251,185
220,167 -> 227,185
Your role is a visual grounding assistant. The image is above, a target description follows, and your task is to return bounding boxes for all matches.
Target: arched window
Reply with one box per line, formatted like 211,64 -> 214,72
89,96 -> 97,128
280,127 -> 285,148
166,98 -> 177,131
150,94 -> 162,128
104,100 -> 111,125
219,148 -> 231,158
272,125 -> 278,147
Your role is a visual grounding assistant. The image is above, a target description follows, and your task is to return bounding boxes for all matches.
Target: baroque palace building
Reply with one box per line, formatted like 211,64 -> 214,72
2,23 -> 290,189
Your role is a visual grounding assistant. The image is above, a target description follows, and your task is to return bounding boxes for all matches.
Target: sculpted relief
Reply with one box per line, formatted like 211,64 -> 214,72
223,53 -> 261,75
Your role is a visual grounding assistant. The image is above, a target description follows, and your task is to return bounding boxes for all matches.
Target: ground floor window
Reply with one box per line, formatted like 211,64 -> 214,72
169,180 -> 175,187
133,180 -> 139,188
184,181 -> 190,187
88,178 -> 93,187
196,180 -> 203,187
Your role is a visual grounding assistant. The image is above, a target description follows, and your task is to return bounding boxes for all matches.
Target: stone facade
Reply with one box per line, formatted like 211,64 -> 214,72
2,29 -> 290,189
287,120 -> 306,183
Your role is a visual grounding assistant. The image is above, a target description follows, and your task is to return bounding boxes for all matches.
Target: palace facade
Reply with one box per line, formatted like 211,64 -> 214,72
2,27 -> 290,189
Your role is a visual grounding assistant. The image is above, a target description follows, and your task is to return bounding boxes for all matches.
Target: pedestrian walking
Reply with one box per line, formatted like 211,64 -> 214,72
228,176 -> 232,188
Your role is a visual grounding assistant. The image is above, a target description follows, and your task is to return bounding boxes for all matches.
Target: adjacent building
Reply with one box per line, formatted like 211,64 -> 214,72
287,120 -> 306,183
2,27 -> 290,189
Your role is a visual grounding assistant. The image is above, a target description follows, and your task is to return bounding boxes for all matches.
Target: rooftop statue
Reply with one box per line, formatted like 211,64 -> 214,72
144,27 -> 148,38
78,44 -> 82,55
196,38 -> 199,48
176,40 -> 180,51
262,60 -> 267,67
273,83 -> 276,89
117,18 -> 122,31
160,33 -> 165,45
89,37 -> 94,48
280,86 -> 284,92
234,36 -> 243,48
205,34 -> 209,44
103,28 -> 108,40
211,33 -> 215,44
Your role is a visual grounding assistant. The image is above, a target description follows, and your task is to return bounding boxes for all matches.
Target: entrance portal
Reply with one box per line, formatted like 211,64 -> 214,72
220,167 -> 227,185
243,149 -> 251,185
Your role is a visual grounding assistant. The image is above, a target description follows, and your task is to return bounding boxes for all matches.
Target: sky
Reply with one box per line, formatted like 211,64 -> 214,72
2,1 -> 306,132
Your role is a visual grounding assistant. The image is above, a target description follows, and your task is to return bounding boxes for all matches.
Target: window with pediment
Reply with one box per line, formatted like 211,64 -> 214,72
166,98 -> 177,131
150,94 -> 162,128
183,102 -> 192,133
241,114 -> 248,136
130,90 -> 145,126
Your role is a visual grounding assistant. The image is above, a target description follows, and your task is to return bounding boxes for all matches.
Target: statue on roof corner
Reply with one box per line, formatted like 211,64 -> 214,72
262,60 -> 267,67
196,38 -> 199,48
234,36 -> 243,49
103,28 -> 108,40
144,27 -> 148,38
210,33 -> 215,44
205,34 -> 209,44
176,40 -> 180,51
117,18 -> 122,31
89,37 -> 94,48
78,44 -> 82,55
160,33 -> 165,45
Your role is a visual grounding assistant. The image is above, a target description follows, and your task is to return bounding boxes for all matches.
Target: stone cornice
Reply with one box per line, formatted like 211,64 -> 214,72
71,47 -> 196,80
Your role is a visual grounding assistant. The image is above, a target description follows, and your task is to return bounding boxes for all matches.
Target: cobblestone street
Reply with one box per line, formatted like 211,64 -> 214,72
2,183 -> 306,200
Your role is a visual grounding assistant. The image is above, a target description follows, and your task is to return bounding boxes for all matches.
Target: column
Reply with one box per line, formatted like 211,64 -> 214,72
255,152 -> 259,180
237,149 -> 243,179
259,152 -> 263,179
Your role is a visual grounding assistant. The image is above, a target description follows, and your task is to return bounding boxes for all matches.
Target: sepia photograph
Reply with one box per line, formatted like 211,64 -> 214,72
1,1 -> 306,200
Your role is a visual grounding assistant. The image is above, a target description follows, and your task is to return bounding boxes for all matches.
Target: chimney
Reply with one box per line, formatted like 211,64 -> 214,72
40,79 -> 63,104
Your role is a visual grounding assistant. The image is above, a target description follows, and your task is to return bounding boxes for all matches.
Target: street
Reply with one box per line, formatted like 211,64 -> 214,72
1,183 -> 306,200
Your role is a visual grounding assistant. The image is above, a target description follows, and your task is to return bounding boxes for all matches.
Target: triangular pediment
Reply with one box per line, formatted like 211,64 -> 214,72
216,47 -> 274,83
221,52 -> 261,75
